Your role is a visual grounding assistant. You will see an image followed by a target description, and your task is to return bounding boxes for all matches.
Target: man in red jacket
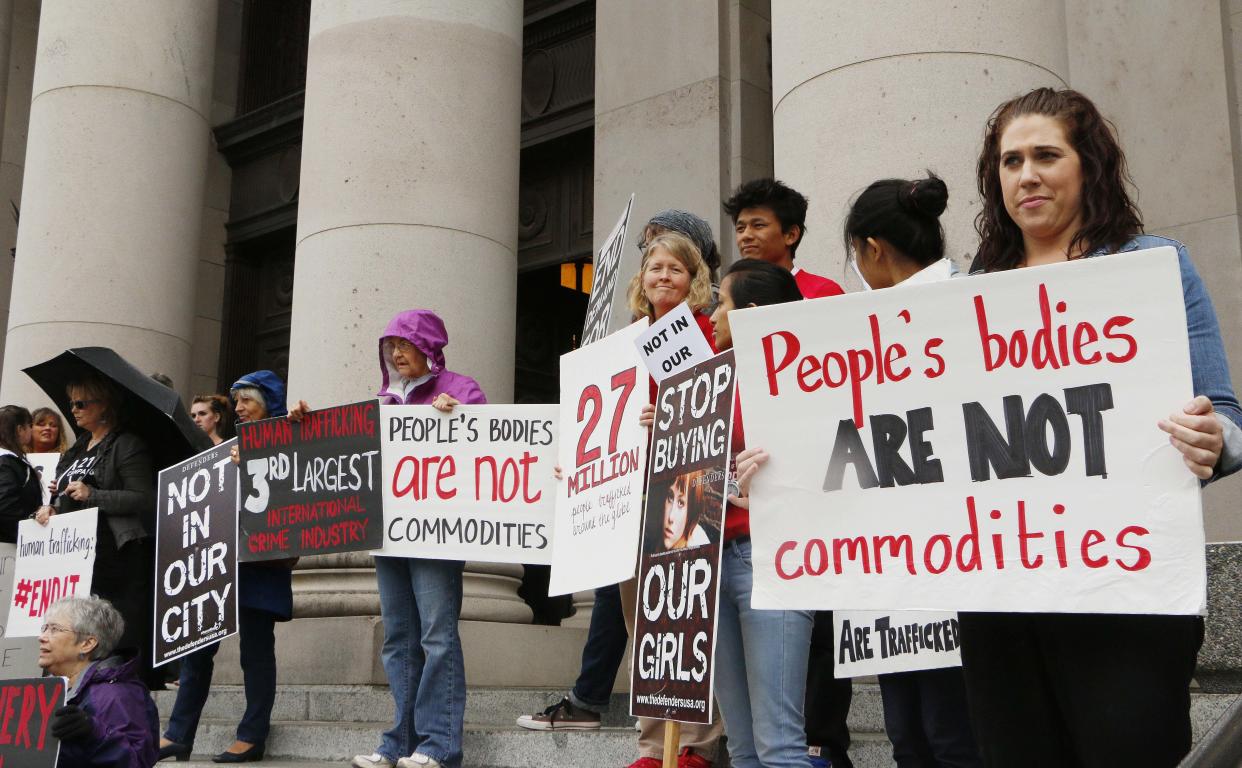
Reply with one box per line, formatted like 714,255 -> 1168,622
723,178 -> 853,768
723,178 -> 844,300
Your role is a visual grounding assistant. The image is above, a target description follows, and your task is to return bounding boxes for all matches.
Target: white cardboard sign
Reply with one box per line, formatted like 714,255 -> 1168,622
549,320 -> 650,596
634,302 -> 715,383
26,454 -> 59,506
833,610 -> 961,678
582,195 -> 635,347
730,248 -> 1203,615
0,544 -> 40,678
6,510 -> 97,637
379,404 -> 558,564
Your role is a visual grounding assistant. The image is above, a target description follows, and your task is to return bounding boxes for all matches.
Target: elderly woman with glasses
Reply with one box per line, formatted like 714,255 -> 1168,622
38,596 -> 159,767
34,373 -> 158,689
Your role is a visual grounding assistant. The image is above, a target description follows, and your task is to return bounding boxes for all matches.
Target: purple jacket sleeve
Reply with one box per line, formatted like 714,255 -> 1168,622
62,688 -> 158,768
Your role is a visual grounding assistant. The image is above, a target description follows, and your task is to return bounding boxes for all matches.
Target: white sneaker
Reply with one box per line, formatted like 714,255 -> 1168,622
396,754 -> 442,768
352,753 -> 395,768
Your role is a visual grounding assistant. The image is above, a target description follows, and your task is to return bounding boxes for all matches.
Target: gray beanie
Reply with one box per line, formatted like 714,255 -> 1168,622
647,209 -> 720,272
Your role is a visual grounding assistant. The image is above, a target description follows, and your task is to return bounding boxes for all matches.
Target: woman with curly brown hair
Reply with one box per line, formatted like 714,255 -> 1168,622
961,87 -> 1242,767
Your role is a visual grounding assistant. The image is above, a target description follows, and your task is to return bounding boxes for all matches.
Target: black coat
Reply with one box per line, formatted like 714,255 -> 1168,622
55,430 -> 155,547
0,453 -> 41,543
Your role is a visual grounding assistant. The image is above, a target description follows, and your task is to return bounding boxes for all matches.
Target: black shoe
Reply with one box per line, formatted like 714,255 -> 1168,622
158,741 -> 192,762
212,743 -> 265,763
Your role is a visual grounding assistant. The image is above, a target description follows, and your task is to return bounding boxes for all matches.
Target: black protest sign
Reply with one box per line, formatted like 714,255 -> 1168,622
631,350 -> 735,724
0,676 -> 64,767
154,440 -> 238,666
581,194 -> 634,347
237,400 -> 382,561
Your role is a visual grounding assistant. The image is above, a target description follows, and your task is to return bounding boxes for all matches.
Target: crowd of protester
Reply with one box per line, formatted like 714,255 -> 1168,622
0,86 -> 1234,768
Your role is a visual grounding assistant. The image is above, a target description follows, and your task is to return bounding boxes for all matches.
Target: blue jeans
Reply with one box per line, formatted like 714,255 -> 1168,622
374,556 -> 465,767
568,583 -> 627,712
714,539 -> 814,768
164,607 -> 277,747
878,668 -> 981,768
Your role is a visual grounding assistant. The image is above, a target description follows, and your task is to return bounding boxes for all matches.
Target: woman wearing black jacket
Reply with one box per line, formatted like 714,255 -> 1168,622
34,373 -> 158,688
0,405 -> 41,543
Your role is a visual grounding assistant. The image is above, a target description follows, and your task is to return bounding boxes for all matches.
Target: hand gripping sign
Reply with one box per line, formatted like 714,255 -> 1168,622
730,248 -> 1204,615
549,320 -> 649,596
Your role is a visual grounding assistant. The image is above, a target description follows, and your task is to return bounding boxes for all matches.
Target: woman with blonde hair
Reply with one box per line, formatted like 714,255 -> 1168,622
626,231 -> 714,323
30,406 -> 68,453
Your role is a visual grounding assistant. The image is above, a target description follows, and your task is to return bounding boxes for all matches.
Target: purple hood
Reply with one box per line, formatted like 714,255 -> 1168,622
377,309 -> 487,406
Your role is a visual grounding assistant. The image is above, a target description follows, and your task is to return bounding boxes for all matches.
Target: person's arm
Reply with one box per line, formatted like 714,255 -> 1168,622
0,460 -> 25,540
55,694 -> 158,768
83,434 -> 156,521
1166,245 -> 1242,481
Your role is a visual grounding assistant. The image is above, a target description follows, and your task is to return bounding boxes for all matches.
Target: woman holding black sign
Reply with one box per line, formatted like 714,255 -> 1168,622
161,370 -> 292,764
959,87 -> 1242,766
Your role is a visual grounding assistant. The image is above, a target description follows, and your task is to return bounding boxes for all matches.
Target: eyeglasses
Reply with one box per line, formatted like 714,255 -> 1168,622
39,622 -> 74,635
69,399 -> 100,410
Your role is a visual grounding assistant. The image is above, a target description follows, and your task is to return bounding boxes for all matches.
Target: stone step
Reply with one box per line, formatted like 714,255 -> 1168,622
169,722 -> 898,768
154,683 -> 891,733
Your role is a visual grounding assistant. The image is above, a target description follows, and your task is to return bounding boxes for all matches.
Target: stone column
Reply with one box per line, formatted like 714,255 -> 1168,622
594,0 -> 773,334
0,0 -> 218,407
287,2 -> 527,625
0,0 -> 34,380
771,1 -> 1069,278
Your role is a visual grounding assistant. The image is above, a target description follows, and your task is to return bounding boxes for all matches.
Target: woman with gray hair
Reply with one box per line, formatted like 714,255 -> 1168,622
38,596 -> 159,767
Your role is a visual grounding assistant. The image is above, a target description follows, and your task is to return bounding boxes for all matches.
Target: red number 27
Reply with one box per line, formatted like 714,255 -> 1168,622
575,367 -> 637,467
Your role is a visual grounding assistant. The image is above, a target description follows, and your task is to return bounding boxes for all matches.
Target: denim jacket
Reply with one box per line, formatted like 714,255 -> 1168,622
1106,235 -> 1242,480
972,234 -> 1242,481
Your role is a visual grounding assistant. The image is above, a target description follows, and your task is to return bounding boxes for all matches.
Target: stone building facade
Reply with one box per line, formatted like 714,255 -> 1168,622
0,0 -> 1240,704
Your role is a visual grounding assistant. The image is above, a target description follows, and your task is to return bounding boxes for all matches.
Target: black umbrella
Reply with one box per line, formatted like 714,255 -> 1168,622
24,347 -> 212,471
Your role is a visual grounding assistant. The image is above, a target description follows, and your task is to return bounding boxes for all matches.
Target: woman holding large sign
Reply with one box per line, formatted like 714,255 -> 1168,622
622,232 -> 724,768
961,87 -> 1242,766
710,258 -> 815,768
342,309 -> 484,768
161,371 -> 292,763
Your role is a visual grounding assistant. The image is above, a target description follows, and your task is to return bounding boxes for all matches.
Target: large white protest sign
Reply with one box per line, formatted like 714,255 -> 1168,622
26,454 -> 58,505
549,320 -> 649,596
6,510 -> 97,637
380,404 -> 558,564
0,544 -> 39,678
833,610 -> 961,678
154,440 -> 238,666
634,302 -> 715,383
731,248 -> 1203,615
581,195 -> 635,346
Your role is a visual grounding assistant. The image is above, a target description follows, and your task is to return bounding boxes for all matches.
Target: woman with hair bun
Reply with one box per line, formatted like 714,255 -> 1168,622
842,174 -> 983,768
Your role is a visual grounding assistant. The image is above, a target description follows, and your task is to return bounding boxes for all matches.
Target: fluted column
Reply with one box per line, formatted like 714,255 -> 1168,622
288,1 -> 527,623
0,0 -> 218,406
771,1 -> 1069,276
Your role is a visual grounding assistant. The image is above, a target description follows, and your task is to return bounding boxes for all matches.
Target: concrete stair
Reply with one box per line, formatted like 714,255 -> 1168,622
156,684 -> 1238,767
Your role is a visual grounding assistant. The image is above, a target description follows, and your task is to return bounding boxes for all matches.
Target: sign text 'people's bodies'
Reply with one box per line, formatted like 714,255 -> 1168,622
380,404 -> 557,564
730,248 -> 1203,614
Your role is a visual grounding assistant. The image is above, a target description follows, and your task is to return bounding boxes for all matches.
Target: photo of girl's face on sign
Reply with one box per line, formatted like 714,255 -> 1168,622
649,468 -> 723,552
